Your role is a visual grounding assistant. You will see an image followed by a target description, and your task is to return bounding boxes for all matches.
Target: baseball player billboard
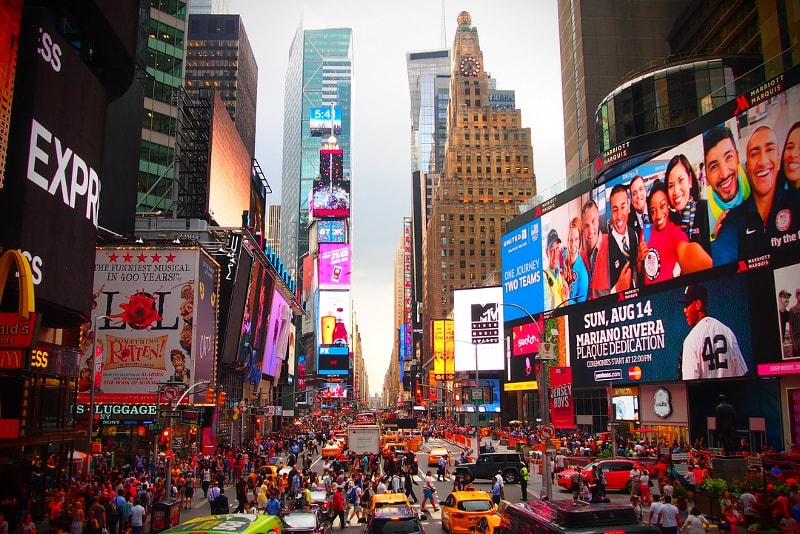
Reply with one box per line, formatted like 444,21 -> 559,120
568,274 -> 753,386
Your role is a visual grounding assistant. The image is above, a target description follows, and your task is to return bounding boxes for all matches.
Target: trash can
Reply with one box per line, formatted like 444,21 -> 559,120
150,498 -> 181,534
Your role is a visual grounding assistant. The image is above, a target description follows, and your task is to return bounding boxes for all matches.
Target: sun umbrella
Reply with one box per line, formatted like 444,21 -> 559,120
508,420 -> 522,425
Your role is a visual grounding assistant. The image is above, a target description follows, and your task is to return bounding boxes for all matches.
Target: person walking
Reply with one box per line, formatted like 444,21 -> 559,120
403,467 -> 419,504
331,487 -> 346,530
129,499 -> 146,534
420,471 -> 439,513
207,481 -> 221,514
658,495 -> 681,534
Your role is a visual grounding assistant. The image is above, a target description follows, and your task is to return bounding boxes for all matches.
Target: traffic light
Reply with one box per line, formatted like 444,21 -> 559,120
204,387 -> 215,404
217,390 -> 227,406
255,417 -> 262,426
161,428 -> 170,444
415,386 -> 423,405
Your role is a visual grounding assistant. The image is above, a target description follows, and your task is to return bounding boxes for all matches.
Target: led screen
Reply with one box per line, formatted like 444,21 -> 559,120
318,243 -> 351,289
318,345 -> 349,375
262,289 -> 291,379
310,180 -> 350,218
317,291 -> 351,349
309,106 -> 342,136
568,274 -> 753,386
319,149 -> 344,181
453,286 -> 504,371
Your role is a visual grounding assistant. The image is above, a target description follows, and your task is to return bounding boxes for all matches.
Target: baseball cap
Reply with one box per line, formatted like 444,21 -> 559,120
780,289 -> 791,298
678,284 -> 707,304
547,229 -> 561,250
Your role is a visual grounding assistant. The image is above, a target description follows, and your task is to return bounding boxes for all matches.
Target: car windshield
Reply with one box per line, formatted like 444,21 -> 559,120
282,512 -> 317,528
459,500 -> 493,512
310,490 -> 327,500
369,518 -> 422,534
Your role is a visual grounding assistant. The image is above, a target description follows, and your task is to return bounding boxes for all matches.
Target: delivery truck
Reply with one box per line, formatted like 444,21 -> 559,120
347,424 -> 381,456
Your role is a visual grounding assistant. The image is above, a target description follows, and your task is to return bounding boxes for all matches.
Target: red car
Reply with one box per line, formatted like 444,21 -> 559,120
557,459 -> 646,492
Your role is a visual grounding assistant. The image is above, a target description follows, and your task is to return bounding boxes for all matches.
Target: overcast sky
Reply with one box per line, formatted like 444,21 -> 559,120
226,0 -> 566,397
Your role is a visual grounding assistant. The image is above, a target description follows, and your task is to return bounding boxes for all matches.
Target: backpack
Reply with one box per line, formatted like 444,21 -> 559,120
347,486 -> 358,504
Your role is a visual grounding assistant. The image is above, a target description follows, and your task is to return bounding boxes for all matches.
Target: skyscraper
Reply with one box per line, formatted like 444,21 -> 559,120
185,13 -> 258,157
422,12 -> 535,363
279,25 -> 353,278
136,2 -> 188,214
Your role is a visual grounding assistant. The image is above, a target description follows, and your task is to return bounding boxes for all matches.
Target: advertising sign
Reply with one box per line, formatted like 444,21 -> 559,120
511,319 -> 543,356
501,219 -> 543,320
1,16 -> 106,320
774,263 -> 800,362
508,350 -> 538,387
301,255 -> 317,332
319,380 -> 348,398
310,180 -> 350,218
568,274 -> 753,386
78,248 -> 218,404
319,149 -> 344,182
319,243 -> 351,289
191,253 -> 218,399
453,287 -> 504,371
262,289 -> 291,379
549,366 -> 574,428
237,259 -> 273,386
318,345 -> 349,375
459,378 -> 500,412
309,106 -> 342,136
317,220 -> 347,243
317,291 -> 351,349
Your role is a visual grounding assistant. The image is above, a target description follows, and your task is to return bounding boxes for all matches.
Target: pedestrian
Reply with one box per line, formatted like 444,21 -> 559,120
184,472 -> 195,510
420,471 -> 439,513
629,464 -> 642,497
639,469 -> 652,505
520,462 -> 529,501
213,487 -> 229,515
631,496 -> 643,522
657,495 -> 681,534
129,499 -> 146,534
331,487 -> 346,530
207,481 -> 221,514
403,467 -> 419,504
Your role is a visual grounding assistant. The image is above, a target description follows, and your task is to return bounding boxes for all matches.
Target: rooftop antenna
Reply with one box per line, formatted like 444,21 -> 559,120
441,0 -> 447,47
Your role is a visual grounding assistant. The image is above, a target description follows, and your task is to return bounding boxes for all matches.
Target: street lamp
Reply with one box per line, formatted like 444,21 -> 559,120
88,314 -> 111,456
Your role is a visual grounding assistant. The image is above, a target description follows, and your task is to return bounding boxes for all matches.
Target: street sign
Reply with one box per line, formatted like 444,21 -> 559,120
162,386 -> 180,401
671,452 -> 691,461
160,410 -> 181,419
540,423 -> 556,439
470,387 -> 484,404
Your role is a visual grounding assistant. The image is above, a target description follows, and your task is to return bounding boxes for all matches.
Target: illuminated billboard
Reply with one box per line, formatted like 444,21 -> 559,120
262,289 -> 291,379
319,243 -> 351,289
432,319 -> 455,380
78,248 -> 219,404
310,180 -> 350,218
317,220 -> 347,243
317,291 -> 351,349
209,91 -> 251,227
511,318 -> 544,356
318,345 -> 349,375
501,185 -> 592,319
238,259 -> 273,386
453,287 -> 504,372
319,379 -> 348,398
309,106 -> 342,136
320,149 -> 344,181
567,274 -> 753,387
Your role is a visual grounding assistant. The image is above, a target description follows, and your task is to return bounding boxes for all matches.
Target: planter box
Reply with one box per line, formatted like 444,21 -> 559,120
694,490 -> 723,519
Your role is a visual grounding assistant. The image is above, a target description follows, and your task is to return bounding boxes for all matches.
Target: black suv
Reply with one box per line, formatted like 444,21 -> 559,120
363,505 -> 426,534
454,452 -> 527,484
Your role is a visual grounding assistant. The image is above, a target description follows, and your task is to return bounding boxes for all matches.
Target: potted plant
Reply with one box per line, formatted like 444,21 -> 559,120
696,477 -> 727,519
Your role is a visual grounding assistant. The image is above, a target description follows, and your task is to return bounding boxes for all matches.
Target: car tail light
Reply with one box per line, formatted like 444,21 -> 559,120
452,512 -> 465,518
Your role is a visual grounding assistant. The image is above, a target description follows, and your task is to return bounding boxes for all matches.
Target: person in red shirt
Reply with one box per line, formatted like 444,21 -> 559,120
331,486 -> 346,530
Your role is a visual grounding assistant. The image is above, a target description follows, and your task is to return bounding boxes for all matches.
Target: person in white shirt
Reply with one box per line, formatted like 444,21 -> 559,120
629,466 -> 642,497
129,501 -> 145,534
649,496 -> 664,527
658,495 -> 681,534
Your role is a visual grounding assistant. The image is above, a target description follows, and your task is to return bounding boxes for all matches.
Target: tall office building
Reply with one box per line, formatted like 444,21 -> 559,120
280,25 -> 353,278
137,1 -> 189,214
185,14 -> 258,158
557,0 -> 691,177
422,12 -> 535,361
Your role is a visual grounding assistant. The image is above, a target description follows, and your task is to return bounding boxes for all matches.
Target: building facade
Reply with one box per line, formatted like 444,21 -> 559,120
421,12 -> 536,415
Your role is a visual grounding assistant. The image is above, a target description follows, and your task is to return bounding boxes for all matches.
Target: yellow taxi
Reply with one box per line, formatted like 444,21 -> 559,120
365,491 -> 412,518
160,514 -> 284,534
380,434 -> 400,448
428,446 -> 449,467
440,490 -> 495,534
321,442 -> 343,459
475,500 -> 511,534
258,464 -> 288,484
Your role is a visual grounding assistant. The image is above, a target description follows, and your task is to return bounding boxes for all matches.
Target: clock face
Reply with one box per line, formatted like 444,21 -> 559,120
460,56 -> 480,77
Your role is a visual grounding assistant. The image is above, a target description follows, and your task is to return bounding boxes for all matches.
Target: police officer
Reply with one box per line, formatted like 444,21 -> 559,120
520,461 -> 530,501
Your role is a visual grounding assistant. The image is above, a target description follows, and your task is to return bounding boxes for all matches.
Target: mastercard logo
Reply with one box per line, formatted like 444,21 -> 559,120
628,366 -> 642,380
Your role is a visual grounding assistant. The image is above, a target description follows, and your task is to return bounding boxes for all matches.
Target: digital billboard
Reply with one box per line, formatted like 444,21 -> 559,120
460,378 -> 501,412
262,289 -> 291,379
317,290 -> 351,349
1,16 -> 107,322
301,254 -> 317,332
567,274 -> 753,387
238,259 -> 273,386
453,286 -> 504,372
550,366 -> 574,428
317,220 -> 347,243
318,345 -> 349,375
310,180 -> 350,218
319,149 -> 344,181
319,243 -> 351,289
501,186 -> 592,319
508,351 -> 538,388
319,380 -> 348,398
218,242 -> 252,365
309,106 -> 342,136
594,83 -> 800,291
774,263 -> 800,361
511,318 -> 544,356
78,248 -> 217,404
209,91 -> 251,227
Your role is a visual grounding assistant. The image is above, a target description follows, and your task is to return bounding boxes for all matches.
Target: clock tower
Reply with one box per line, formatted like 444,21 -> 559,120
450,11 -> 487,114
